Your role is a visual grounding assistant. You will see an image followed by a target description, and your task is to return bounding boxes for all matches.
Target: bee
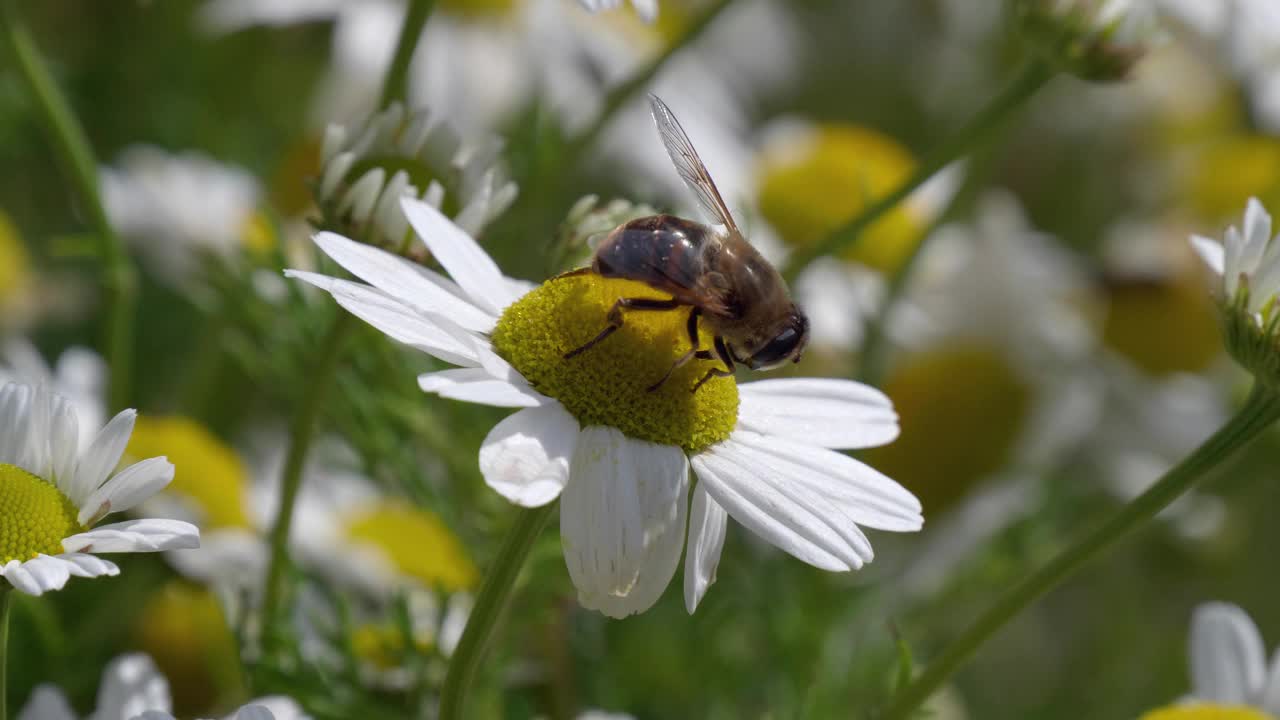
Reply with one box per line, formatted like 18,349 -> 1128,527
563,94 -> 809,392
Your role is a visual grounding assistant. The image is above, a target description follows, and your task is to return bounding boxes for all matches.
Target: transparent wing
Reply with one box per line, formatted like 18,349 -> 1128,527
648,93 -> 743,237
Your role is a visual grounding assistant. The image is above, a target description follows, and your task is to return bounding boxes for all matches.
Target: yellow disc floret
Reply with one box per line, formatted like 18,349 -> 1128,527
757,124 -> 923,274
0,464 -> 83,563
1139,705 -> 1276,720
345,502 -> 480,592
491,274 -> 739,453
126,417 -> 249,529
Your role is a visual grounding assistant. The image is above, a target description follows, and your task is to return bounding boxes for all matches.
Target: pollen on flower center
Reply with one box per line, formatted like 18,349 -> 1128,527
1139,704 -> 1276,720
0,463 -> 83,564
491,274 -> 739,453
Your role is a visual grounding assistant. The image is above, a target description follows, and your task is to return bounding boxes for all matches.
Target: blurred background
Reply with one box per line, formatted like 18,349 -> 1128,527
2,0 -> 1279,718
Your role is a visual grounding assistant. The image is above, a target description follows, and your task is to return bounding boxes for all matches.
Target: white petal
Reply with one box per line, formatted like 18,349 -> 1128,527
400,196 -> 520,314
285,270 -> 480,367
231,698 -> 308,720
560,427 -> 688,618
1242,197 -> 1272,273
1190,235 -> 1226,277
726,431 -> 923,532
417,369 -> 545,407
18,685 -> 76,720
683,482 -> 727,613
95,653 -> 173,720
738,378 -> 899,449
78,457 -> 175,526
63,518 -> 200,554
69,408 -> 137,507
1226,227 -> 1246,297
0,383 -> 31,467
48,394 -> 79,488
311,231 -> 497,333
230,706 -> 277,720
59,553 -> 120,579
479,404 -> 579,506
1190,602 -> 1267,703
1260,649 -> 1280,715
0,555 -> 72,596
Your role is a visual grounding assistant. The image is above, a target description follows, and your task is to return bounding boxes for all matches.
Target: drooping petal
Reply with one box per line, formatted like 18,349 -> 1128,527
16,685 -> 76,720
479,404 -> 579,506
1190,235 -> 1226,277
63,518 -> 200,554
310,231 -> 498,333
68,408 -> 137,507
417,369 -> 546,407
560,427 -> 689,618
683,482 -> 727,613
94,653 -> 173,720
286,270 -> 480,366
58,553 -> 120,579
400,197 -> 522,314
738,378 -> 899,449
0,555 -> 72,596
78,457 -> 175,526
1190,602 -> 1267,703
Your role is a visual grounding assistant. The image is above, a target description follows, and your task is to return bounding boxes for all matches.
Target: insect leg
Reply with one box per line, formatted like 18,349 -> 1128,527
646,307 -> 704,392
563,296 -> 682,359
692,336 -> 736,392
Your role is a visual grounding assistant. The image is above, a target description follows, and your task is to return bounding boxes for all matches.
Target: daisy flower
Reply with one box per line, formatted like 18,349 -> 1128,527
0,381 -> 199,596
287,196 -> 922,618
17,652 -> 307,720
1137,602 -> 1280,719
0,340 -> 107,444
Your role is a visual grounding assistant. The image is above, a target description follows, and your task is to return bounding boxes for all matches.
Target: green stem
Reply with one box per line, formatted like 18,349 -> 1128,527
882,385 -> 1280,719
0,589 -> 11,720
0,0 -> 137,412
781,61 -> 1055,283
378,0 -> 435,109
560,0 -> 736,168
439,504 -> 556,720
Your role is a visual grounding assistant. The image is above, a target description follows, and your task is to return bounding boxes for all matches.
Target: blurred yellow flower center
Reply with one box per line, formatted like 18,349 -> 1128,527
239,210 -> 276,255
438,0 -> 515,19
862,346 -> 1030,514
351,622 -> 433,669
757,125 -> 923,273
127,416 -> 249,529
0,464 -> 82,564
135,581 -> 241,716
0,210 -> 32,316
1101,273 -> 1222,375
1139,705 -> 1276,720
1186,135 -> 1280,223
491,274 -> 739,453
344,502 -> 479,592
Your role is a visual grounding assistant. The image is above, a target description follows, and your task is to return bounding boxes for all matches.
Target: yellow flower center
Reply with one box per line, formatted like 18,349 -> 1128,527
239,210 -> 276,255
135,581 -> 241,716
0,464 -> 82,564
757,125 -> 923,274
1101,273 -> 1222,375
491,274 -> 739,453
0,210 -> 32,316
126,416 -> 249,529
1186,134 -> 1280,223
1139,704 -> 1276,720
344,502 -> 479,592
351,622 -> 434,669
862,346 -> 1030,514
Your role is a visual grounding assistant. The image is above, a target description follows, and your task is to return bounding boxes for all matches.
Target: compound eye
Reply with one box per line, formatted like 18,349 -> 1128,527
749,326 -> 803,370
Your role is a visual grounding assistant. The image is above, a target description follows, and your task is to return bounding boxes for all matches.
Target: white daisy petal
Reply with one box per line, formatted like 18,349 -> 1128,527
68,408 -> 137,507
1190,602 -> 1267,703
683,482 -> 727,613
47,394 -> 79,487
58,552 -> 120,579
1190,235 -> 1226,276
400,196 -> 520,314
0,383 -> 29,465
17,685 -> 77,720
1,555 -> 73,596
1242,197 -> 1272,272
560,427 -> 689,619
479,403 -> 579,506
94,653 -> 173,720
1260,649 -> 1280,716
78,456 -> 175,526
285,270 -> 480,366
310,231 -> 497,333
417,369 -> 546,407
63,518 -> 200,554
1226,226 -> 1246,297
737,378 -> 899,449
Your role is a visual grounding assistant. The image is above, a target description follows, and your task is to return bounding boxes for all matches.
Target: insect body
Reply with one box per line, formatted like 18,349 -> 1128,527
563,94 -> 809,392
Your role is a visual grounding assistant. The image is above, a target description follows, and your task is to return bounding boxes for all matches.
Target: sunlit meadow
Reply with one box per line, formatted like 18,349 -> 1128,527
2,0 -> 1280,718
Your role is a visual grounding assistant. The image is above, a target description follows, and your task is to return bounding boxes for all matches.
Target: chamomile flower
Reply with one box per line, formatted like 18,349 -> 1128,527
287,196 -> 922,618
17,653 -> 307,720
1138,603 -> 1280,719
0,340 -> 106,444
0,381 -> 199,596
1189,197 -> 1280,389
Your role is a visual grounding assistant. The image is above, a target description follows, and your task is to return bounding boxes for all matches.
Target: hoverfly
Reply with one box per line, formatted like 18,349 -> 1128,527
563,94 -> 809,392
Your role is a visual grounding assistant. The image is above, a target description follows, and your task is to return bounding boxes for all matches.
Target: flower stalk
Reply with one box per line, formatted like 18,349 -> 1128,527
781,60 -> 1055,282
882,384 -> 1280,720
0,0 -> 137,412
439,504 -> 556,720
0,589 -> 10,720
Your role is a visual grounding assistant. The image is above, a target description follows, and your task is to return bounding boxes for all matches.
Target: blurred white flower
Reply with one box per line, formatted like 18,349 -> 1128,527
0,381 -> 199,596
101,146 -> 262,283
577,0 -> 656,23
0,340 -> 106,445
17,652 -> 307,720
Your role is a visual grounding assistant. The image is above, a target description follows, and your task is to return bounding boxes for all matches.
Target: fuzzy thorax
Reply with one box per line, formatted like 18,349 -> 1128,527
491,274 -> 739,453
